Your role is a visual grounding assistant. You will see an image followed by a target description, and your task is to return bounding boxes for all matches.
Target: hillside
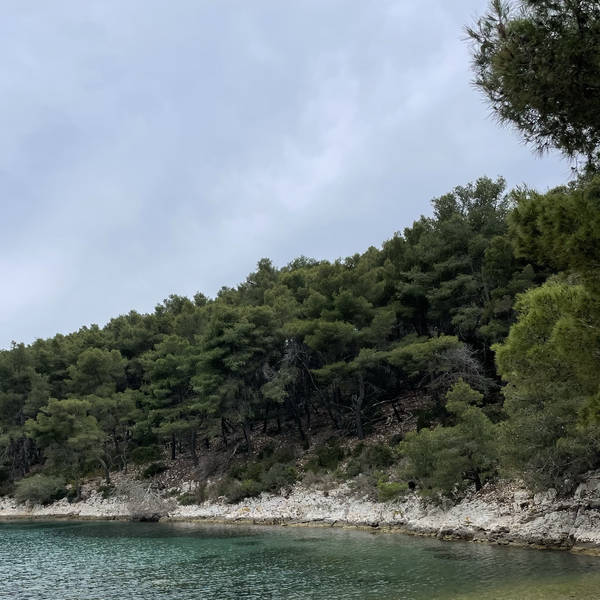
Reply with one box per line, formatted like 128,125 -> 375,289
2,175 -> 600,510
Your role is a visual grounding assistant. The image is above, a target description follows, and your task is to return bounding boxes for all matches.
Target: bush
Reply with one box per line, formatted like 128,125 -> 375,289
364,444 -> 395,468
345,443 -> 395,478
228,460 -> 265,481
130,445 -> 163,465
348,472 -> 378,500
300,469 -> 332,488
98,484 -> 115,499
305,441 -> 345,473
178,486 -> 207,506
272,446 -> 297,464
377,480 -> 408,502
0,466 -> 10,484
400,381 -> 498,497
263,463 -> 297,492
244,462 -> 264,481
0,467 -> 11,496
142,462 -> 168,478
215,477 -> 263,504
14,474 -> 66,505
256,443 -> 275,460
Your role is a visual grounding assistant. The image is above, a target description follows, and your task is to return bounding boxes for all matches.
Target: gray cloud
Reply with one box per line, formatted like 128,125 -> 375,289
0,0 -> 570,347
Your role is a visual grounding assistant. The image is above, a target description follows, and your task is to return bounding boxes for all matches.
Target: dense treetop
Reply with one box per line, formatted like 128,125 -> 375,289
467,0 -> 600,170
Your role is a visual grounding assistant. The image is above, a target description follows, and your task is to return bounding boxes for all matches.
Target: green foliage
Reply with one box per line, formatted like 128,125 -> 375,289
400,380 -> 498,497
494,279 -> 600,492
304,441 -> 345,473
262,463 -> 298,492
68,348 -> 126,396
377,480 -> 408,502
25,398 -> 105,486
129,445 -> 163,465
509,178 -> 600,292
468,1 -> 600,168
215,477 -> 264,504
178,486 -> 207,505
345,443 -> 395,478
222,451 -> 299,502
14,474 -> 66,505
1,167 -> 596,499
2,0 -> 599,503
142,462 -> 168,479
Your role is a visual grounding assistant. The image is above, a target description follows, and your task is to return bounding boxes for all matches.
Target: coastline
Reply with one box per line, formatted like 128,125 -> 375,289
2,473 -> 600,555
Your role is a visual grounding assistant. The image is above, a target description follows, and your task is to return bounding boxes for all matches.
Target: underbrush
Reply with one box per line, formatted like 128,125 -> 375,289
178,484 -> 207,505
14,474 -> 67,505
141,462 -> 168,478
300,440 -> 407,502
214,444 -> 299,503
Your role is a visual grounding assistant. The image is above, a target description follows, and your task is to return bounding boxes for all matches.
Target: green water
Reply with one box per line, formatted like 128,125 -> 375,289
1,521 -> 599,599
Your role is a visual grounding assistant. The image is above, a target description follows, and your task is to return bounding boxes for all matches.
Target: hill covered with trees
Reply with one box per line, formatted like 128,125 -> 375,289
1,0 -> 599,504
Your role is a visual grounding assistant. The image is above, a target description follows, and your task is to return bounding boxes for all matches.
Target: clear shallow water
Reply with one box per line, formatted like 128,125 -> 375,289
1,521 -> 599,600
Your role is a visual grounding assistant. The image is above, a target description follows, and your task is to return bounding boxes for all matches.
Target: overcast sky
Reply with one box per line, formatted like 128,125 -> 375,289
1,0 -> 570,348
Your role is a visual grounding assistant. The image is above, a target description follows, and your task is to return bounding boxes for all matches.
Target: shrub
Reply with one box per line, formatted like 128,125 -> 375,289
345,443 -> 395,478
348,472 -> 378,500
0,466 -> 10,484
263,463 -> 297,492
14,474 -> 66,505
257,443 -> 275,460
229,461 -> 264,481
215,477 -> 264,504
377,480 -> 408,502
0,467 -> 11,496
178,486 -> 207,506
400,381 -> 498,497
305,441 -> 345,473
142,462 -> 168,479
363,444 -> 395,469
302,471 -> 337,493
244,462 -> 264,481
272,446 -> 297,464
98,484 -> 115,499
130,445 -> 163,464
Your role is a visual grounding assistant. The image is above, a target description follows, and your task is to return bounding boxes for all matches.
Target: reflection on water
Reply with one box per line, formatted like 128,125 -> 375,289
0,521 -> 598,599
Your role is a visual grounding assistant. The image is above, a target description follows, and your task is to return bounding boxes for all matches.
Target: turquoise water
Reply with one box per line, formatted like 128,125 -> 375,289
1,521 -> 599,599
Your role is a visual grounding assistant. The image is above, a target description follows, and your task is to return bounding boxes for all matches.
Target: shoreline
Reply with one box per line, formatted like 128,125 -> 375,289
2,474 -> 600,556
1,512 -> 599,556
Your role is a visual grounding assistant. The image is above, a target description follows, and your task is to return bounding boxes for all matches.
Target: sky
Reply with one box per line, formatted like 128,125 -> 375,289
0,0 -> 571,348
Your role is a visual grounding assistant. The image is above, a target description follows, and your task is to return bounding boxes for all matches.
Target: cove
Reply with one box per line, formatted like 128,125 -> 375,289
2,521 -> 599,599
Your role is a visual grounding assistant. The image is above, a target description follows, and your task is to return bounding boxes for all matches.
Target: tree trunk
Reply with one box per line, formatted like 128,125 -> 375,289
191,430 -> 198,466
241,421 -> 252,452
354,374 -> 365,440
102,443 -> 111,484
392,401 -> 402,424
102,460 -> 111,485
171,433 -> 176,461
473,470 -> 483,492
221,418 -> 228,448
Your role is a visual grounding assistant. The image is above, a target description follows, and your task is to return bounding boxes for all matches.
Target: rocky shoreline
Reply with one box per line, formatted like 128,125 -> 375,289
2,474 -> 600,555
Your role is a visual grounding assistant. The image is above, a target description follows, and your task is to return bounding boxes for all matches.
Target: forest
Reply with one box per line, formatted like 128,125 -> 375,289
1,0 -> 599,504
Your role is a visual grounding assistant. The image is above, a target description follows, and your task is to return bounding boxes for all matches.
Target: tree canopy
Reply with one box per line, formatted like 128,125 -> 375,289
467,0 -> 600,170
